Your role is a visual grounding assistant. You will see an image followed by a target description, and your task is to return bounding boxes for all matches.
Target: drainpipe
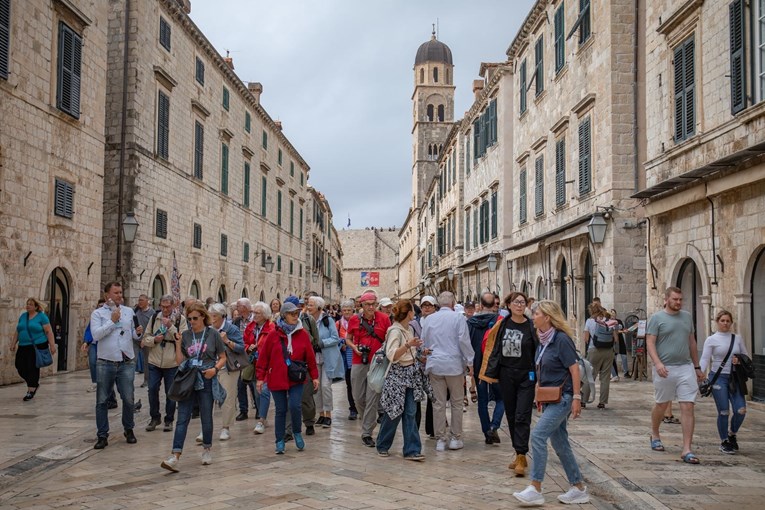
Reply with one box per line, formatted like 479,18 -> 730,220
707,196 -> 719,285
116,0 -> 131,279
633,0 -> 640,193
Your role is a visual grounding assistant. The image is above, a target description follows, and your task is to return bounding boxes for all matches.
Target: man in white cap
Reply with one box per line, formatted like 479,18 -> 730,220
379,298 -> 394,321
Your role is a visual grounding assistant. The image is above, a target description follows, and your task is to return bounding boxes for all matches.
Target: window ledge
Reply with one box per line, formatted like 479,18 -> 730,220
534,89 -> 548,105
577,35 -> 595,55
554,65 -> 569,83
519,109 -> 529,122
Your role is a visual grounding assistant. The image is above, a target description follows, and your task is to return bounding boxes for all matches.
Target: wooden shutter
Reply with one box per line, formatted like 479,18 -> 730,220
489,99 -> 497,145
299,207 -> 303,238
222,87 -> 229,110
473,208 -> 479,246
535,37 -> 544,96
520,168 -> 527,223
578,118 -> 591,194
194,121 -> 204,179
580,0 -> 591,43
730,0 -> 746,114
519,60 -> 527,113
245,111 -> 251,132
54,179 -> 74,219
535,156 -> 544,217
0,0 -> 9,79
157,91 -> 170,159
261,177 -> 267,216
220,234 -> 227,257
277,190 -> 282,226
684,38 -> 696,138
290,200 -> 294,234
554,4 -> 565,72
221,143 -> 229,195
155,209 -> 168,238
195,57 -> 204,85
193,223 -> 202,248
491,190 -> 498,238
244,242 -> 249,262
57,22 -> 82,118
159,17 -> 171,51
243,162 -> 250,208
465,209 -> 471,250
555,139 -> 566,206
674,37 -> 696,141
473,120 -> 480,159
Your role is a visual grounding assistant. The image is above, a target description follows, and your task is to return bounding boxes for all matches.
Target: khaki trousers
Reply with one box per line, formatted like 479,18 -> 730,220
218,369 -> 240,428
430,374 -> 465,441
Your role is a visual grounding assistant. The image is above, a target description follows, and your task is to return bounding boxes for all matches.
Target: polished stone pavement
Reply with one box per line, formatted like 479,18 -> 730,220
0,370 -> 763,509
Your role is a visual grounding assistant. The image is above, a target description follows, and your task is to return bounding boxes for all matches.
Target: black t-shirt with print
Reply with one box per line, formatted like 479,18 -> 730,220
499,317 -> 536,370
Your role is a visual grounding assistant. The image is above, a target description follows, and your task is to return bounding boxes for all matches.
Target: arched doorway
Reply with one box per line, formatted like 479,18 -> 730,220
521,280 -> 530,296
152,275 -> 165,307
560,258 -> 568,317
677,258 -> 705,344
751,249 -> 765,399
47,268 -> 70,371
259,290 -> 265,302
217,285 -> 227,304
584,252 -> 593,318
190,280 -> 201,300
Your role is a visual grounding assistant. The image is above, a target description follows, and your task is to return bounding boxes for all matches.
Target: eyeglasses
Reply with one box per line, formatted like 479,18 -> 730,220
510,300 -> 527,306
188,316 -> 202,321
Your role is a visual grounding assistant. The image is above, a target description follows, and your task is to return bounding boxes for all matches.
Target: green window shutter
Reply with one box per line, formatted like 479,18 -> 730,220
489,99 -> 497,145
243,162 -> 250,208
243,242 -> 249,262
519,60 -> 527,114
465,209 -> 471,250
534,36 -> 544,96
159,16 -> 171,51
220,234 -> 227,257
56,22 -> 82,118
554,4 -> 565,72
289,200 -> 294,235
0,0 -> 10,79
465,138 -> 471,174
261,176 -> 267,216
54,179 -> 74,219
193,223 -> 202,249
157,91 -> 170,159
473,120 -> 480,159
222,87 -> 229,110
277,190 -> 282,226
580,0 -> 591,43
473,208 -> 478,246
730,0 -> 746,114
290,260 -> 294,275
491,190 -> 498,239
155,209 -> 168,239
299,208 -> 303,238
221,143 -> 229,195
277,256 -> 281,272
684,38 -> 696,138
195,56 -> 204,85
520,168 -> 527,224
674,37 -> 696,141
555,139 -> 566,206
245,111 -> 251,132
578,118 -> 592,194
262,130 -> 267,150
194,121 -> 204,179
278,148 -> 282,165
290,161 -> 294,176
535,156 -> 544,217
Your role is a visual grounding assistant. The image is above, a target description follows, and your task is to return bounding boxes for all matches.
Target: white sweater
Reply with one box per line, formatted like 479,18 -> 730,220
700,332 -> 748,375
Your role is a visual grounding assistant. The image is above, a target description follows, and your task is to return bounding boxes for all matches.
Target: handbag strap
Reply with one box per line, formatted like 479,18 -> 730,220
708,334 -> 736,387
280,337 -> 292,365
25,313 -> 43,346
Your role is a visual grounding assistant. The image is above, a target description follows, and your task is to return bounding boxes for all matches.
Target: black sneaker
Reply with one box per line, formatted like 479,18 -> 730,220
348,410 -> 358,420
316,417 -> 326,426
284,433 -> 293,442
163,422 -> 173,432
235,412 -> 248,421
728,434 -> 739,451
124,429 -> 137,444
720,440 -> 736,455
107,401 -> 118,410
322,418 -> 332,428
306,425 -> 315,436
484,434 -> 493,445
488,429 -> 501,444
362,436 -> 376,447
145,418 -> 161,432
134,399 -> 142,412
94,437 -> 108,449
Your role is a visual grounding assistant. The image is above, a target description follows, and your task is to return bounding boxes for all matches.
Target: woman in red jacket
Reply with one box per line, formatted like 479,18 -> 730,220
256,302 -> 318,454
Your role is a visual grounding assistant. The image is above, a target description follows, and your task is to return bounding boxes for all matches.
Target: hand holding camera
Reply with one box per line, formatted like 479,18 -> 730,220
358,344 -> 371,365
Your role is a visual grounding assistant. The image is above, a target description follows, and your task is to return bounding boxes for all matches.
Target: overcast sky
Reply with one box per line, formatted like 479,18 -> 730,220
191,0 -> 534,230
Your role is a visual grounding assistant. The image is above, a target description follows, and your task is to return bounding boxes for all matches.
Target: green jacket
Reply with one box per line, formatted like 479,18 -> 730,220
301,313 -> 321,352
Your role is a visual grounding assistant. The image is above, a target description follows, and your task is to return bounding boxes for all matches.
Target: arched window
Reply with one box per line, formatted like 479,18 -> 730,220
428,144 -> 433,157
190,280 -> 201,300
419,68 -> 424,84
259,290 -> 265,302
152,275 -> 165,306
437,104 -> 445,122
677,259 -> 705,342
241,287 -> 248,298
751,249 -> 765,399
584,252 -> 593,318
560,258 -> 568,316
433,67 -> 439,83
217,284 -> 227,304
427,104 -> 434,122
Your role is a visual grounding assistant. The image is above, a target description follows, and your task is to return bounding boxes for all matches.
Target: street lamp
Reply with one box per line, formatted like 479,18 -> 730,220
588,213 -> 608,244
447,268 -> 455,281
264,254 -> 274,273
122,211 -> 139,243
487,253 -> 498,272
312,270 -> 319,283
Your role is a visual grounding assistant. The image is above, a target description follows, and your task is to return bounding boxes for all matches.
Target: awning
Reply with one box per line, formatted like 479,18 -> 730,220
505,242 -> 541,261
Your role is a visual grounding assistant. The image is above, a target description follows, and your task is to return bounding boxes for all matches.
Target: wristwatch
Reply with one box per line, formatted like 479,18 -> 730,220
694,366 -> 701,370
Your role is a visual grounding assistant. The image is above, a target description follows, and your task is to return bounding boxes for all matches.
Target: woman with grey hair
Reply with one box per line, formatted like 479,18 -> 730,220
207,303 -> 245,441
307,296 -> 343,427
337,299 -> 358,420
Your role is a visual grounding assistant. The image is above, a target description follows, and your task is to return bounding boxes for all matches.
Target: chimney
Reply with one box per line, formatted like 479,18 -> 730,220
248,82 -> 262,104
224,57 -> 234,70
274,121 -> 282,131
472,79 -> 485,100
177,0 -> 191,14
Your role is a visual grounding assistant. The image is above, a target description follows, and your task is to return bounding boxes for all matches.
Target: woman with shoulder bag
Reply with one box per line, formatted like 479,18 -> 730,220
700,310 -> 749,454
375,300 -> 427,461
160,303 -> 227,472
256,302 -> 319,454
307,296 -> 344,428
9,298 -> 56,401
513,301 -> 589,507
208,303 -> 247,441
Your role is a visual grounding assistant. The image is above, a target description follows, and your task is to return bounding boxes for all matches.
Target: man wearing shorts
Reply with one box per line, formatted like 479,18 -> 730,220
646,286 -> 704,464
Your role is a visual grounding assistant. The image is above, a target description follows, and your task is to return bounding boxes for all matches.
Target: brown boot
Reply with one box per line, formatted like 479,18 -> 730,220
508,456 -> 517,470
514,453 -> 527,477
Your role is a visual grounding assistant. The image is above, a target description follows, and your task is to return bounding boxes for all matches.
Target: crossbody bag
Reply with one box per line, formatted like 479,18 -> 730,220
699,334 -> 735,397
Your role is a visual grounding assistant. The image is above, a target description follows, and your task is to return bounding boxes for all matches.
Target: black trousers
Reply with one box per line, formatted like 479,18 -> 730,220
15,344 -> 44,388
498,366 -> 536,455
345,367 -> 357,412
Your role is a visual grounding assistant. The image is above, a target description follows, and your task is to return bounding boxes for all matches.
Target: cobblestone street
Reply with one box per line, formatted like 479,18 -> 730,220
0,370 -> 763,509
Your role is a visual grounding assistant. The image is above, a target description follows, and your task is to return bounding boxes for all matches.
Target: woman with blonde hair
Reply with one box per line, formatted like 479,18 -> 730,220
10,298 -> 56,401
513,300 -> 589,506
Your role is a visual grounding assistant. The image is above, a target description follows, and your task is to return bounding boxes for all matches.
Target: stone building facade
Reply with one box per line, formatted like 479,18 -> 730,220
636,0 -> 765,399
506,0 -> 646,336
306,187 -> 343,303
101,0 -> 311,308
339,228 -> 399,301
0,0 -> 109,383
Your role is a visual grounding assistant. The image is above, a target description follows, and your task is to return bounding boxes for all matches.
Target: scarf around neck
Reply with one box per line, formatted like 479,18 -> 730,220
538,327 -> 556,346
277,318 -> 298,336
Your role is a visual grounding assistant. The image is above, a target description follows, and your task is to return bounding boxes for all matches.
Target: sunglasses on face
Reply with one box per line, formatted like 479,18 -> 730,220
188,315 -> 202,321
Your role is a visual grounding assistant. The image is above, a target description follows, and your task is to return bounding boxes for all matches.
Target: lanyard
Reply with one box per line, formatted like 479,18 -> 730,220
535,342 -> 550,367
191,327 -> 207,355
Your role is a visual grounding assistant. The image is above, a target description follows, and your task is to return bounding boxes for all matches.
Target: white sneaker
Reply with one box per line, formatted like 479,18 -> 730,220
513,485 -> 545,506
448,439 -> 464,450
195,432 -> 203,443
219,429 -> 230,441
611,376 -> 620,382
254,421 -> 265,434
436,440 -> 446,452
160,455 -> 179,472
201,449 -> 212,465
87,383 -> 97,393
558,486 -> 589,505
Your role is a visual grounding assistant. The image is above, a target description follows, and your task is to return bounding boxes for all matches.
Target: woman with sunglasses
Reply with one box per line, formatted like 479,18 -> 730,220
161,302 -> 227,472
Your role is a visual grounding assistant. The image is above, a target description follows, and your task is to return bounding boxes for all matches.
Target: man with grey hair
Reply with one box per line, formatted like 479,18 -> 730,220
234,297 -> 256,422
134,294 -> 155,387
422,291 -> 475,452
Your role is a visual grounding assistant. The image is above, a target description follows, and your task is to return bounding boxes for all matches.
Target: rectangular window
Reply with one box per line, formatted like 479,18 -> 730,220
519,59 -> 527,114
277,190 -> 282,226
300,172 -> 304,186
243,162 -> 250,208
491,190 -> 498,239
730,0 -> 746,114
290,260 -> 294,275
220,234 -> 227,257
473,119 -> 480,159
159,16 -> 171,51
299,208 -> 303,238
194,121 -> 204,179
222,87 -> 229,111
1,0 -> 11,79
300,263 -> 303,277
289,199 -> 294,235
262,130 -> 268,150
245,111 -> 251,133
481,200 -> 490,243
195,56 -> 205,85
54,178 -> 74,219
756,0 -> 765,102
220,143 -> 229,195
261,176 -> 267,216
155,209 -> 168,239
278,148 -> 282,166
555,139 -> 566,206
554,4 -> 565,73
578,117 -> 592,194
261,249 -> 266,267
519,168 -> 527,224
579,0 -> 591,44
535,156 -> 544,217
534,36 -> 544,97
673,36 -> 696,142
290,161 -> 294,177
157,91 -> 170,159
437,225 -> 444,255
488,99 -> 497,146
465,138 -> 471,175
243,242 -> 249,263
465,208 -> 471,250
56,22 -> 82,119
473,207 -> 479,247
193,223 -> 202,249
277,255 -> 282,272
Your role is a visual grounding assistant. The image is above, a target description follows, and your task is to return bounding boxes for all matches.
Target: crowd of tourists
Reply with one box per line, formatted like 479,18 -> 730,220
10,282 -> 754,507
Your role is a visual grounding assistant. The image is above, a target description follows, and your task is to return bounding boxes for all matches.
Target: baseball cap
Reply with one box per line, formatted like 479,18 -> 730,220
379,298 -> 393,307
421,296 -> 436,306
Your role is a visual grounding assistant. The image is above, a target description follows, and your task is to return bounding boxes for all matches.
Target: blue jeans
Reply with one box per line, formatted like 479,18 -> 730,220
237,377 -> 256,414
477,379 -> 505,435
87,344 -> 97,383
272,384 -> 303,442
95,359 -> 136,439
148,364 -> 178,424
256,383 -> 271,420
711,374 -> 746,441
376,387 -> 421,457
530,393 -> 583,485
173,377 -> 213,452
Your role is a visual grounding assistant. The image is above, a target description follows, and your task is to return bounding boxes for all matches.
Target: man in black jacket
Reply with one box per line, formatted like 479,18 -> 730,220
467,292 -> 505,444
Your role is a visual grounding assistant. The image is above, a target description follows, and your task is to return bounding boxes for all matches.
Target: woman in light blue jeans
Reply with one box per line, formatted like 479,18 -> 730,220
513,301 -> 589,507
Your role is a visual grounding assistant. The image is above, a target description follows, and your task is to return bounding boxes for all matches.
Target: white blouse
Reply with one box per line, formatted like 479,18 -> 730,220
700,332 -> 748,375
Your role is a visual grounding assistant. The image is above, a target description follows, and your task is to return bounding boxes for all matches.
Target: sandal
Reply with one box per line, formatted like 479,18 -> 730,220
663,415 -> 680,424
681,452 -> 700,464
470,388 -> 478,403
650,437 -> 665,452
